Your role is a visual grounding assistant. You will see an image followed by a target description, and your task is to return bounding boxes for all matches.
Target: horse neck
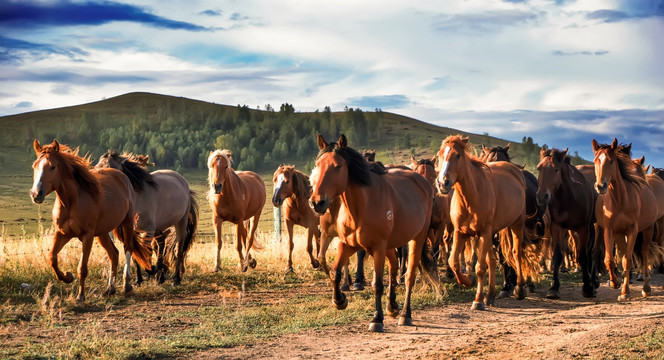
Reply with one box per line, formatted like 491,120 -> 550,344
607,171 -> 631,207
223,168 -> 245,198
54,175 -> 81,209
339,179 -> 371,224
454,160 -> 484,208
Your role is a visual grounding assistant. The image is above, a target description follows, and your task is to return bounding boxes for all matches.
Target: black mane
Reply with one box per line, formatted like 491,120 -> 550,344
107,151 -> 158,191
595,143 -> 643,185
317,141 -> 385,187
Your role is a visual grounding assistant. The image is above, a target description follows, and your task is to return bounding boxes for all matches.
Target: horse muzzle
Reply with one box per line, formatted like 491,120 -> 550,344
310,198 -> 330,215
436,178 -> 452,195
30,189 -> 45,204
596,182 -> 608,194
213,183 -> 223,194
535,192 -> 550,208
272,195 -> 284,207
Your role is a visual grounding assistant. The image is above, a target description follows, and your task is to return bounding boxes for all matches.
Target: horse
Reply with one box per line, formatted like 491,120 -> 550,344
631,155 -> 664,274
272,165 -> 321,272
96,151 -> 198,285
592,138 -> 658,300
310,134 -> 437,332
437,135 -> 538,309
479,144 -> 545,298
535,147 -> 598,299
652,167 -> 664,180
30,140 -> 152,302
409,155 -> 453,277
208,150 -> 266,272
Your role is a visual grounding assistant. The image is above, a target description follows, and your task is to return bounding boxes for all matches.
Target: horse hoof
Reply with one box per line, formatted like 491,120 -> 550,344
497,290 -> 511,299
618,294 -> 630,302
643,284 -> 651,296
172,278 -> 182,286
249,258 -> 257,269
284,266 -> 295,274
484,297 -> 495,307
103,286 -> 116,297
351,282 -> 365,291
527,284 -> 536,293
546,289 -> 560,299
340,284 -> 351,292
582,285 -> 596,298
368,322 -> 384,332
334,295 -> 348,310
398,316 -> 413,326
387,306 -> 400,318
471,301 -> 485,311
311,259 -> 320,269
514,286 -> 526,300
76,295 -> 85,303
241,263 -> 249,273
124,283 -> 133,294
609,280 -> 620,289
63,272 -> 75,284
156,271 -> 167,284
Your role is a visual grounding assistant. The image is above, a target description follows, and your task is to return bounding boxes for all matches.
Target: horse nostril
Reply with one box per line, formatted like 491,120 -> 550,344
443,179 -> 450,188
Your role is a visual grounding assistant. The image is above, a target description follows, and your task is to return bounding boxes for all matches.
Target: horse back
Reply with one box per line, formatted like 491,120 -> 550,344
236,170 -> 267,219
136,170 -> 191,231
382,169 -> 433,247
487,162 -> 526,230
646,174 -> 664,219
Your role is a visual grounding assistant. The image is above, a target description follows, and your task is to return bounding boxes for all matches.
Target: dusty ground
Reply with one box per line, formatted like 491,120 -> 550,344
196,275 -> 664,360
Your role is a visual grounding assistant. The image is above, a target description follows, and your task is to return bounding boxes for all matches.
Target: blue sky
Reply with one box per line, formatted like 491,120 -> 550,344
1,0 -> 663,164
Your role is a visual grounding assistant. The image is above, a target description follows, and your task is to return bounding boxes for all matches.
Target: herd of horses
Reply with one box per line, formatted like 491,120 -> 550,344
28,133 -> 664,332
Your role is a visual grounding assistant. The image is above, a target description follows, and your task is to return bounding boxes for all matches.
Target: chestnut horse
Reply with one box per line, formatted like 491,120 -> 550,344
592,138 -> 657,300
437,135 -> 537,309
96,151 -> 198,285
479,144 -> 545,298
272,165 -> 321,272
536,148 -> 598,299
208,150 -> 266,272
310,134 -> 437,332
30,140 -> 152,302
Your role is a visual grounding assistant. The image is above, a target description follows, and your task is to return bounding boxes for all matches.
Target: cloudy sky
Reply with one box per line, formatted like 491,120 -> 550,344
1,0 -> 663,163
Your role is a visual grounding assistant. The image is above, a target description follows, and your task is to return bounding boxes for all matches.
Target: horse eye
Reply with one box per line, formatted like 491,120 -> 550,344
456,154 -> 461,159
50,165 -> 56,170
554,168 -> 559,173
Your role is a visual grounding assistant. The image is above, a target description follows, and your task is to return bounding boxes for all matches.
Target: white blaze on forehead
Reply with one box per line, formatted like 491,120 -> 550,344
274,173 -> 286,193
599,153 -> 607,164
438,146 -> 451,183
32,158 -> 46,191
310,167 -> 320,187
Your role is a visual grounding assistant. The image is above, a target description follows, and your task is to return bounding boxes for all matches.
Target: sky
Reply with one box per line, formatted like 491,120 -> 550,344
1,0 -> 663,164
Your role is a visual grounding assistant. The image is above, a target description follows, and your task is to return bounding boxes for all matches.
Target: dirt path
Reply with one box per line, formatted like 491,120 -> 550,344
194,275 -> 664,360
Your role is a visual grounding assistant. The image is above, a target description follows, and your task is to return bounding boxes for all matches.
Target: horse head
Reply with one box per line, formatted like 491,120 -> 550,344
592,138 -> 619,194
480,143 -> 511,163
30,139 -> 63,203
411,156 -> 437,187
96,150 -> 124,170
208,150 -> 233,194
272,165 -> 296,207
436,135 -> 472,194
309,134 -> 350,214
535,147 -> 568,209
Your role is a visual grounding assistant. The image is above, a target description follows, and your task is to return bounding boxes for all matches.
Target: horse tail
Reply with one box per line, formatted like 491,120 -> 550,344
499,227 -> 542,282
182,190 -> 199,264
418,239 -> 443,297
249,218 -> 264,251
634,225 -> 664,270
117,225 -> 152,270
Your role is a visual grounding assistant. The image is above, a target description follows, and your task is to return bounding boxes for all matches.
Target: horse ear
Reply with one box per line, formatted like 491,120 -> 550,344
481,144 -> 489,153
317,134 -> 327,150
611,138 -> 618,150
462,137 -> 469,145
33,139 -> 42,154
410,155 -> 417,165
562,148 -> 568,156
338,134 -> 347,149
645,164 -> 651,173
52,139 -> 60,152
591,139 -> 599,152
505,143 -> 511,151
430,156 -> 437,166
638,156 -> 645,165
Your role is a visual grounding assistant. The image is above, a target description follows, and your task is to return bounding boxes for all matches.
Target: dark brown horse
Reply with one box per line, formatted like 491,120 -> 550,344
30,140 -> 152,302
310,134 -> 437,332
592,138 -> 657,300
479,144 -> 545,298
208,150 -> 266,272
631,155 -> 664,274
96,151 -> 198,285
437,135 -> 538,309
536,147 -> 598,299
272,165 -> 321,272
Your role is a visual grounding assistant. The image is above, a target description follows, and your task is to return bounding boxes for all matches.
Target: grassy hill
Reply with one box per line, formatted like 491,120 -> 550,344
0,92 -> 541,239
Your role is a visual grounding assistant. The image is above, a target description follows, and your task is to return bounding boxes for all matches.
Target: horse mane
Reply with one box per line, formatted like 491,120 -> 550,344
317,141 -> 385,186
652,167 -> 664,181
36,142 -> 102,200
281,165 -> 313,199
486,145 -> 511,162
106,151 -> 157,192
595,142 -> 644,185
443,135 -> 488,169
416,158 -> 435,167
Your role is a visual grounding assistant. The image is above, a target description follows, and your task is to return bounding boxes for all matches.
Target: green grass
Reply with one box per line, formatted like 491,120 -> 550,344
619,328 -> 664,360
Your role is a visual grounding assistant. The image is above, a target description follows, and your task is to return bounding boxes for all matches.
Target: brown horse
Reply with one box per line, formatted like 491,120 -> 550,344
96,151 -> 198,285
437,135 -> 536,309
592,138 -> 657,300
536,147 -> 598,299
208,150 -> 266,272
310,134 -> 437,332
30,140 -> 152,302
631,155 -> 664,273
272,165 -> 321,272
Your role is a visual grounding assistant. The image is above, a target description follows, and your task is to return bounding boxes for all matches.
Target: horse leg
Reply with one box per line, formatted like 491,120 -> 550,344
97,233 -> 119,296
172,220 -> 188,285
510,225 -> 527,300
245,216 -> 260,269
449,230 -> 473,287
236,223 -> 249,272
341,263 -> 351,291
471,230 -> 491,310
575,226 -> 596,298
603,227 -> 620,289
317,231 -> 332,277
331,242 -> 357,310
397,245 -> 408,285
497,235 -> 516,299
48,232 -> 75,284
134,259 -> 143,285
619,227 -> 638,301
213,216 -> 223,272
399,237 -> 424,327
307,227 -> 320,269
485,241 -> 497,307
547,224 -> 565,299
352,250 -> 366,291
75,234 -> 95,302
285,220 -> 295,273
386,248 -> 400,317
640,228 -> 654,297
368,248 -> 386,332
